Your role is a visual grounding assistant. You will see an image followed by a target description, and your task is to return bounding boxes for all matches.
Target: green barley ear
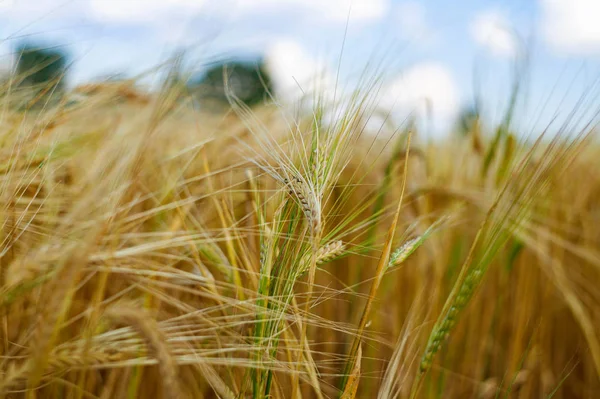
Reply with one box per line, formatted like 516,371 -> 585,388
413,195 -> 511,390
387,217 -> 448,270
411,116 -> 587,397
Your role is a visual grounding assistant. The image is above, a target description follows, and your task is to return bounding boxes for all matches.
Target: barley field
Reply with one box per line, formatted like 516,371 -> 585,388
0,76 -> 599,399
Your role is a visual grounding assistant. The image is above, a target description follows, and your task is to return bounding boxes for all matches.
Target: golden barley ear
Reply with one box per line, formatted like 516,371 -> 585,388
103,303 -> 184,399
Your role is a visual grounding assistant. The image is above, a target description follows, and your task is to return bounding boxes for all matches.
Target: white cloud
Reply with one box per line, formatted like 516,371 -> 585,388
0,0 -> 82,23
470,10 -> 518,58
395,2 -> 436,44
87,0 -> 388,25
236,0 -> 389,23
88,0 -> 207,23
381,62 -> 460,132
540,0 -> 600,55
264,48 -> 460,133
264,39 -> 334,103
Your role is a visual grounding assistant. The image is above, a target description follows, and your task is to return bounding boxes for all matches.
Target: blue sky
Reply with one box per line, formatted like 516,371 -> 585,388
1,0 -> 599,135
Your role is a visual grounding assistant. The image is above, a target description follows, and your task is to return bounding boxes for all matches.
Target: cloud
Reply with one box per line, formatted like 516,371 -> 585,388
236,0 -> 389,23
88,0 -> 207,23
395,2 -> 436,44
470,10 -> 518,58
0,0 -> 83,24
382,62 -> 460,132
540,0 -> 600,55
263,39 -> 334,103
264,45 -> 460,133
87,0 -> 388,25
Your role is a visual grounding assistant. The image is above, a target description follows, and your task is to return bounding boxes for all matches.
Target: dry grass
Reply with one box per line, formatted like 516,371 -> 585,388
0,75 -> 598,399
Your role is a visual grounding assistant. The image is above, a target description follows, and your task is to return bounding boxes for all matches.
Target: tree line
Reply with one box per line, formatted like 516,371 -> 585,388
5,40 -> 274,109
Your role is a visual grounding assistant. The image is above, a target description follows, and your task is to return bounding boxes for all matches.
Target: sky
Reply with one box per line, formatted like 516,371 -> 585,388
1,0 -> 600,135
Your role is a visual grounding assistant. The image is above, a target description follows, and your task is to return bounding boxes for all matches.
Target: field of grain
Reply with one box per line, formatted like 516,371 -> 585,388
0,79 -> 599,399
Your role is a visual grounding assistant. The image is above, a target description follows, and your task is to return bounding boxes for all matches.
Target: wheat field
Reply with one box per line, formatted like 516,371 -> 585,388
0,76 -> 599,399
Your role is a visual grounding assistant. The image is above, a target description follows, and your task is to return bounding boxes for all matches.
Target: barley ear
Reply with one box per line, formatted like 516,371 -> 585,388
316,240 -> 345,265
103,304 -> 183,399
283,175 -> 321,234
388,218 -> 447,270
298,240 -> 345,276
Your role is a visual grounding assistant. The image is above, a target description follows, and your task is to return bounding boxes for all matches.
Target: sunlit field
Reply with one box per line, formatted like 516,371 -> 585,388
0,71 -> 599,399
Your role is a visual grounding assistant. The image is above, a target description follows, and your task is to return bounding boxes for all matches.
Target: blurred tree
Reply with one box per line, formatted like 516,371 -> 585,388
15,42 -> 69,105
190,58 -> 272,108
